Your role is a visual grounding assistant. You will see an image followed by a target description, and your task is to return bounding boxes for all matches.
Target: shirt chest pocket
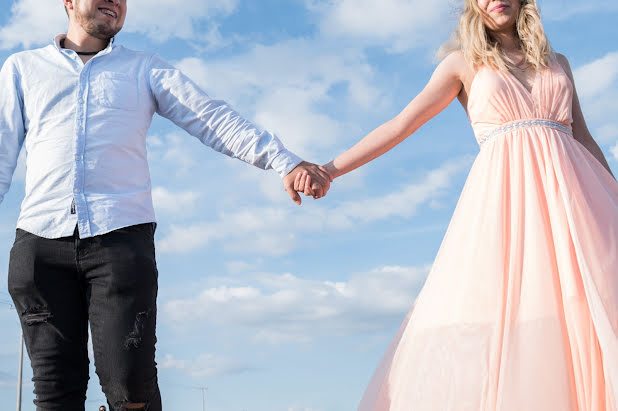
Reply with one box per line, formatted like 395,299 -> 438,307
90,72 -> 139,111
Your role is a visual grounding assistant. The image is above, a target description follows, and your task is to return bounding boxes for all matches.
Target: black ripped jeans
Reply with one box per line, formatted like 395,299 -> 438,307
8,223 -> 161,411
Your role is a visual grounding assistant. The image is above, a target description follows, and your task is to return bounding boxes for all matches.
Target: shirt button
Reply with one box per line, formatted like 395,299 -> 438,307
74,188 -> 80,193
78,98 -> 84,104
75,155 -> 82,161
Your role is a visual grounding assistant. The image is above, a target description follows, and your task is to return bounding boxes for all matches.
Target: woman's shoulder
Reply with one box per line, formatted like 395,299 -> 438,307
438,50 -> 476,85
440,49 -> 466,66
553,52 -> 569,65
438,50 -> 467,72
552,52 -> 574,79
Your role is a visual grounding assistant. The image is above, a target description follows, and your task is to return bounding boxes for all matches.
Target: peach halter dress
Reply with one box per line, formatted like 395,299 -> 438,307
359,59 -> 618,411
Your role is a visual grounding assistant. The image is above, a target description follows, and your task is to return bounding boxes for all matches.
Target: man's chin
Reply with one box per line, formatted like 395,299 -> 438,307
89,24 -> 122,40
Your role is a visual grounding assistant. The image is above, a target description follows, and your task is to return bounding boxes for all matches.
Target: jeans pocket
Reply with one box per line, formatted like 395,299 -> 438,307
14,229 -> 32,243
8,237 -> 36,303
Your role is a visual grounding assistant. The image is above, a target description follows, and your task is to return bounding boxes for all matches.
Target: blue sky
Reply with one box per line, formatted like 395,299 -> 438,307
0,1 -> 617,410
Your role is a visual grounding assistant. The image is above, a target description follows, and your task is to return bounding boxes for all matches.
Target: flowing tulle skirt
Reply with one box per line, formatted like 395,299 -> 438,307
359,128 -> 618,411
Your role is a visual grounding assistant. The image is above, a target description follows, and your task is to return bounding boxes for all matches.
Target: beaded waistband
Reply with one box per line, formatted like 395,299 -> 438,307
478,119 -> 572,147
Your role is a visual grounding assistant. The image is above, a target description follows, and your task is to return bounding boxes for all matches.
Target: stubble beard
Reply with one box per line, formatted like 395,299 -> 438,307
75,3 -> 122,40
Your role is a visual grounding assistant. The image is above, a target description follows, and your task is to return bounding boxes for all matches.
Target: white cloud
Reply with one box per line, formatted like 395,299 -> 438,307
124,0 -> 238,48
147,133 -> 203,178
163,264 -> 430,343
573,51 -> 618,153
174,38 -> 384,157
157,207 -> 302,256
538,0 -> 618,20
158,353 -> 254,378
611,141 -> 618,162
152,186 -> 200,216
252,86 -> 345,157
156,156 -> 471,255
574,51 -> 618,100
594,124 -> 618,146
0,0 -> 66,51
225,260 -> 259,275
157,221 -> 224,254
326,156 -> 472,229
308,0 -> 453,53
0,0 -> 238,51
176,39 -> 381,107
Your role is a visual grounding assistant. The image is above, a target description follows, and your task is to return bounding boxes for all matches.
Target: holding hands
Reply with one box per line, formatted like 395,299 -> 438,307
283,161 -> 333,205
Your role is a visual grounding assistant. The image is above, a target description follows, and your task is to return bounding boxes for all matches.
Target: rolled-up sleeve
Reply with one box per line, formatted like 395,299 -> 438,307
0,56 -> 25,205
146,53 -> 302,177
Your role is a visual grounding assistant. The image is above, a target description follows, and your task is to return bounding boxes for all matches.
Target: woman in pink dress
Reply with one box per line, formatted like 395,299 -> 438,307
296,0 -> 618,409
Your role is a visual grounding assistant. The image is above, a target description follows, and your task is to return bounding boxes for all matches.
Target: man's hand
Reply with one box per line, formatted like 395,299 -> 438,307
283,161 -> 333,205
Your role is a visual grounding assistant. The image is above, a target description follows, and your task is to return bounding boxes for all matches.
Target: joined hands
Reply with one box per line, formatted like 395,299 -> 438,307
283,161 -> 333,205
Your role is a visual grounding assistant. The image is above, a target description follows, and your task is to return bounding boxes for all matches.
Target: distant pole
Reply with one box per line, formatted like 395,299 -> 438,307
16,330 -> 23,411
201,387 -> 207,411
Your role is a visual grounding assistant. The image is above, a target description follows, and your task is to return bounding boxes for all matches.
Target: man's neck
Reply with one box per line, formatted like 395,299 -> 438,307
64,24 -> 109,55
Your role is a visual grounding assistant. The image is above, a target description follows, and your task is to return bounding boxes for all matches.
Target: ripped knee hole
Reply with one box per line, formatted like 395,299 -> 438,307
123,403 -> 147,410
22,306 -> 53,325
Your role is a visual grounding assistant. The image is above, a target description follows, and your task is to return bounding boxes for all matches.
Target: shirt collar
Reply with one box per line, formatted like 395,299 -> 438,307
53,34 -> 116,56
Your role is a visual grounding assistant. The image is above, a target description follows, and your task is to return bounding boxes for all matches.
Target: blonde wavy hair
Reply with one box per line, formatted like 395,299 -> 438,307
440,0 -> 553,71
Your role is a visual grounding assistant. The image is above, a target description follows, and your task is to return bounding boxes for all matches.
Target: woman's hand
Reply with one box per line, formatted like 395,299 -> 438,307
283,161 -> 332,204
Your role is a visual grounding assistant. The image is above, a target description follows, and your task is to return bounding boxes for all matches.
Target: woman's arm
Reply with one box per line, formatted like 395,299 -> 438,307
556,53 -> 616,180
322,52 -> 466,180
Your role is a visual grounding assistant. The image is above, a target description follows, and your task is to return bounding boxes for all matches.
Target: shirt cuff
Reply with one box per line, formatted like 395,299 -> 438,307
270,149 -> 303,178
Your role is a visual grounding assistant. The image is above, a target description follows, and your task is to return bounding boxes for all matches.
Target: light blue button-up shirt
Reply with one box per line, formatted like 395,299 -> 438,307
0,35 -> 302,239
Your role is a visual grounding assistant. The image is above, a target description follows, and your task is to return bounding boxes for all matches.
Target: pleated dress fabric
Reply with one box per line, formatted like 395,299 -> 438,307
358,59 -> 618,411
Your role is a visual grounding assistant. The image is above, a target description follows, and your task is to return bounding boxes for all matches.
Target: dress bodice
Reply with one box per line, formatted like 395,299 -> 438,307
467,58 -> 574,144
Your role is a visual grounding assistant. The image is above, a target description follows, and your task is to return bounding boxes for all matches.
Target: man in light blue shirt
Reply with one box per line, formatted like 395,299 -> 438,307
1,0 -> 330,410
